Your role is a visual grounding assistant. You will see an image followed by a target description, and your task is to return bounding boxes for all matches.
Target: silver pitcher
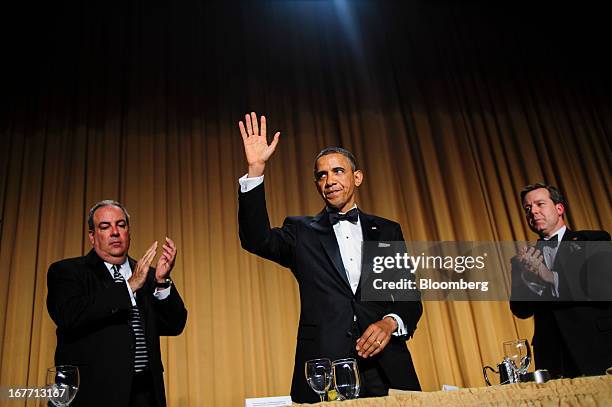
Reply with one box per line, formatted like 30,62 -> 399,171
483,357 -> 518,385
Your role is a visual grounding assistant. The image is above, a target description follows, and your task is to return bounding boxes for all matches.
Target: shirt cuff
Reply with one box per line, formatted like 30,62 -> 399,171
153,286 -> 171,300
384,313 -> 407,337
239,174 -> 264,193
521,270 -> 545,296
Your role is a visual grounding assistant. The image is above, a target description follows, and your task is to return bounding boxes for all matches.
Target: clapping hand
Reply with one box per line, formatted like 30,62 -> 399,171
517,246 -> 554,284
155,237 -> 177,283
128,241 -> 158,292
239,112 -> 280,177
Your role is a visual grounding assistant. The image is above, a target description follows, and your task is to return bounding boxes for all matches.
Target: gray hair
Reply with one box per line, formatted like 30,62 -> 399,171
87,200 -> 131,231
313,147 -> 359,179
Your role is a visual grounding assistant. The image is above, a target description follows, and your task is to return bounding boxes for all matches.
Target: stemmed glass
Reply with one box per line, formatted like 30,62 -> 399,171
503,339 -> 532,379
332,358 -> 360,400
46,365 -> 80,407
305,358 -> 332,402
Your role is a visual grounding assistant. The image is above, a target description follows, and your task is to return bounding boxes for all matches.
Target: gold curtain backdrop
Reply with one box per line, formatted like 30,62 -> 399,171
0,2 -> 610,406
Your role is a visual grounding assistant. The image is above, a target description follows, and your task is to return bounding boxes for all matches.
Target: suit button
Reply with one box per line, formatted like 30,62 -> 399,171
111,308 -> 118,314
346,331 -> 353,338
130,344 -> 135,350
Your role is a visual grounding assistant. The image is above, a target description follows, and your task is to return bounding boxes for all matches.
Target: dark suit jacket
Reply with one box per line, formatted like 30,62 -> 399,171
47,250 -> 187,407
239,182 -> 422,403
510,229 -> 612,377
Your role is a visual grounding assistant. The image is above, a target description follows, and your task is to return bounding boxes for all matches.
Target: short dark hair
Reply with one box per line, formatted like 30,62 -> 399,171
313,147 -> 359,179
88,200 -> 131,231
520,183 -> 568,210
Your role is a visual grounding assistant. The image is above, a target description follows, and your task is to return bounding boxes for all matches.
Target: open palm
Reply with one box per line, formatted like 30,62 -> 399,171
239,112 -> 280,168
155,237 -> 176,281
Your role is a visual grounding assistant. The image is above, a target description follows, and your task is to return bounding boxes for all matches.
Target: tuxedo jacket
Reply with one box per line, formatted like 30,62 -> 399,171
510,229 -> 612,377
47,250 -> 187,407
239,183 -> 422,403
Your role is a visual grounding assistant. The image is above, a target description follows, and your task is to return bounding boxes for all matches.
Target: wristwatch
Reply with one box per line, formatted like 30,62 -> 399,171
155,277 -> 173,289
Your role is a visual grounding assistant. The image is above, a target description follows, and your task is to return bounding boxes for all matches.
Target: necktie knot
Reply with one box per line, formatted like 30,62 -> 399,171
329,208 -> 359,225
112,264 -> 124,282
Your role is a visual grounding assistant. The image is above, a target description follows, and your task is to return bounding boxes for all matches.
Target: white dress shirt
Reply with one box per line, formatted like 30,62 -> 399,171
543,225 -> 566,297
332,206 -> 363,294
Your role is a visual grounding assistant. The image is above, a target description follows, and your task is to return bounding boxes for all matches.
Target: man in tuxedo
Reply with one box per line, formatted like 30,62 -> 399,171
47,200 -> 187,407
510,183 -> 612,378
237,112 -> 422,403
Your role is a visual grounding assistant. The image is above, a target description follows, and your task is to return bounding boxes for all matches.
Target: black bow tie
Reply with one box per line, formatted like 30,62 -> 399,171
329,208 -> 359,225
537,234 -> 559,249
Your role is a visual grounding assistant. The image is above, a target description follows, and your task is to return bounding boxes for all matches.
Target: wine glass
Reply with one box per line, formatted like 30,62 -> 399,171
332,358 -> 360,400
503,339 -> 532,377
305,358 -> 332,402
46,365 -> 80,407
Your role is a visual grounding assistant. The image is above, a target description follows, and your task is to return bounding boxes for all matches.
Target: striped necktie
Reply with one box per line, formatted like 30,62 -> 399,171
112,264 -> 149,373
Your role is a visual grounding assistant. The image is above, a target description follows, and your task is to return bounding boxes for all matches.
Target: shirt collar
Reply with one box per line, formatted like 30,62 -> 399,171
104,258 -> 130,273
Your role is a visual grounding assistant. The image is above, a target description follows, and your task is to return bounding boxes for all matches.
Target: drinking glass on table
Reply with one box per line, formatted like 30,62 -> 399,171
503,339 -> 532,378
332,358 -> 360,400
46,365 -> 79,407
305,358 -> 332,402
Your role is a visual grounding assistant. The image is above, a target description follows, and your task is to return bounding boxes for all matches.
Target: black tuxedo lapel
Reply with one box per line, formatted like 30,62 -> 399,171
310,209 -> 352,292
561,229 -> 578,242
359,211 -> 381,242
85,250 -> 115,287
553,229 -> 588,300
356,211 -> 381,297
552,229 -> 579,271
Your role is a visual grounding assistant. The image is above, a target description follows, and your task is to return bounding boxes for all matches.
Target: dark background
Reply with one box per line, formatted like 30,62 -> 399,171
2,1 -> 610,127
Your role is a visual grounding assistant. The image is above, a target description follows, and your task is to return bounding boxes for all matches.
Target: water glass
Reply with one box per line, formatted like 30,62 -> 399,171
46,365 -> 79,407
305,358 -> 332,402
332,358 -> 360,400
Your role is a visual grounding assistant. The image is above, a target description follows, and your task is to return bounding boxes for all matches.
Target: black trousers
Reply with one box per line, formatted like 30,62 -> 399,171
350,321 -> 391,398
129,369 -> 157,407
